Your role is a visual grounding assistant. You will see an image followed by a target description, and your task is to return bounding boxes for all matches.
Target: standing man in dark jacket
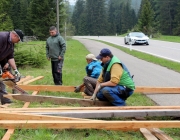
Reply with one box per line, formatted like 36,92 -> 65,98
46,26 -> 66,85
0,29 -> 24,104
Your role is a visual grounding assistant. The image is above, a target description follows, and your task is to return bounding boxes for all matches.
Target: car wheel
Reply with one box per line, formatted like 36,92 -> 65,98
124,39 -> 127,44
146,43 -> 149,45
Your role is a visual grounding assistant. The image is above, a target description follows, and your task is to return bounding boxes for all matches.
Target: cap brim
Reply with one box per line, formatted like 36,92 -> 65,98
96,55 -> 102,60
92,58 -> 97,60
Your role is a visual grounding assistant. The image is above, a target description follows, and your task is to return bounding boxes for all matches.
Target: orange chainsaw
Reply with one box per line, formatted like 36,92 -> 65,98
1,68 -> 20,82
0,67 -> 28,94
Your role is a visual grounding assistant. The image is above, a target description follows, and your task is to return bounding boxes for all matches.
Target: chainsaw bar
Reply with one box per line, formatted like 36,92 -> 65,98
3,79 -> 28,94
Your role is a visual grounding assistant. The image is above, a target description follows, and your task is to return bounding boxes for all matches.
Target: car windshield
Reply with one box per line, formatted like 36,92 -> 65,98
130,32 -> 145,37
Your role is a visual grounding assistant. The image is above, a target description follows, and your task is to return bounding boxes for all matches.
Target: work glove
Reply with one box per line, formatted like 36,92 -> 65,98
90,93 -> 97,101
14,69 -> 21,82
74,86 -> 81,93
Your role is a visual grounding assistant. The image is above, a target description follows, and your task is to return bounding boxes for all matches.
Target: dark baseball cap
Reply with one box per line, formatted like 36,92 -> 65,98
14,29 -> 24,42
96,48 -> 112,59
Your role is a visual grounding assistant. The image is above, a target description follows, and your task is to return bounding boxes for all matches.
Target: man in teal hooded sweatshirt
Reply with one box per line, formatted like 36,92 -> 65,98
46,26 -> 66,85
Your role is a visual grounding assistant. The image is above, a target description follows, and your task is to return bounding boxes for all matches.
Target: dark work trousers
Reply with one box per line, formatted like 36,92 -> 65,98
83,76 -> 97,96
0,81 -> 12,104
51,59 -> 64,85
0,61 -> 13,104
96,85 -> 134,106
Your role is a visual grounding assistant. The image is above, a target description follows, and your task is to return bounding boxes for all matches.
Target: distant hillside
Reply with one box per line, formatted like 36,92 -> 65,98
105,0 -> 141,15
131,0 -> 142,15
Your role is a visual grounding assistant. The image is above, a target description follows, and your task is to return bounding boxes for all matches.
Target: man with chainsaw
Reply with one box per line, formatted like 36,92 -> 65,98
0,29 -> 24,104
74,54 -> 102,96
90,48 -> 135,106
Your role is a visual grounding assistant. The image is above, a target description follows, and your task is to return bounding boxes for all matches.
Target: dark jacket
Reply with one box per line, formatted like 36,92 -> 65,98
0,59 -> 8,68
46,34 -> 66,61
0,32 -> 14,61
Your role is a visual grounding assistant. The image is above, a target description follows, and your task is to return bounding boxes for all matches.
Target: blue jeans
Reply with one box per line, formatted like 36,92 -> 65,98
96,85 -> 134,106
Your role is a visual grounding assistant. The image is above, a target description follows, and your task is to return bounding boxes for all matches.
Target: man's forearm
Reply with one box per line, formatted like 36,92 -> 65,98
8,58 -> 17,70
101,81 -> 117,87
94,82 -> 101,94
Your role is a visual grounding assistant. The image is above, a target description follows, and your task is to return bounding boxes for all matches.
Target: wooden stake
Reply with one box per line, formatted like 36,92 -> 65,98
140,128 -> 158,140
9,94 -> 111,106
16,76 -> 33,85
147,128 -> 173,140
22,76 -> 44,85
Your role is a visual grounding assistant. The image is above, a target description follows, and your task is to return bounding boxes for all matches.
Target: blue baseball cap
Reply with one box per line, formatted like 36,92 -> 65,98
96,48 -> 112,59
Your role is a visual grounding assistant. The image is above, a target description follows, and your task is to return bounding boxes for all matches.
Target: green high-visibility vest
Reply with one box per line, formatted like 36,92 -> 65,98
104,56 -> 135,90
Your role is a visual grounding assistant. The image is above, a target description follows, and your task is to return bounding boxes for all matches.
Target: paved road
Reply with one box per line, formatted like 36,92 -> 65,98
75,36 -> 180,63
73,37 -> 180,106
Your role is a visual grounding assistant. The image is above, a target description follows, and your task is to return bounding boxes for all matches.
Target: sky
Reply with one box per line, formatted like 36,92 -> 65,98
68,0 -> 77,5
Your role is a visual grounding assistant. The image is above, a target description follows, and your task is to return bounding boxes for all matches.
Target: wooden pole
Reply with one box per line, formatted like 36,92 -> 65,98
8,94 -> 111,106
0,120 -> 180,130
17,85 -> 180,93
1,106 -> 180,112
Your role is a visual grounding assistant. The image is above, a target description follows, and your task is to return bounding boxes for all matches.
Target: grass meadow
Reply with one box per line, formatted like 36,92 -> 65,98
1,38 -> 179,139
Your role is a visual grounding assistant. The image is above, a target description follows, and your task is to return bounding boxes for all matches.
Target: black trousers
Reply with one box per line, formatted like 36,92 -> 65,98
51,60 -> 63,85
0,60 -> 12,104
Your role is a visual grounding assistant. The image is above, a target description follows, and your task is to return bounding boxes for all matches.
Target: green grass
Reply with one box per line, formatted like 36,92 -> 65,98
1,39 -> 179,139
152,35 -> 180,43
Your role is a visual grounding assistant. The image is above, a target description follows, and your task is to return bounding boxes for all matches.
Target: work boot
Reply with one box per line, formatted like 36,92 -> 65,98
1,97 -> 13,105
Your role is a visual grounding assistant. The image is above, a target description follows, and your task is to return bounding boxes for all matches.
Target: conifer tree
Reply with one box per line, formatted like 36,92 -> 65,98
108,0 -> 117,35
173,0 -> 180,35
27,0 -> 65,40
137,0 -> 154,35
71,0 -> 86,35
0,0 -> 13,31
159,0 -> 178,35
86,0 -> 108,35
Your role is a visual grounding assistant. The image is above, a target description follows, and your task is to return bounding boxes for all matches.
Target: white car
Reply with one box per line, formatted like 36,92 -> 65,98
124,32 -> 149,45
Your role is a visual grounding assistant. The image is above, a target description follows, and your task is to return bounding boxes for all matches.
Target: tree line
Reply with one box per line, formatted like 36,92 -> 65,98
0,0 -> 180,40
72,0 -> 180,37
0,0 -> 68,40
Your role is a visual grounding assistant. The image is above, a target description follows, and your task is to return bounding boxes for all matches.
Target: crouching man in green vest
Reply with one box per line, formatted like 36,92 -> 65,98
90,48 -> 135,106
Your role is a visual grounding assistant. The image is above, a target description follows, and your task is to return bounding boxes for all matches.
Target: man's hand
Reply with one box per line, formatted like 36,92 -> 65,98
14,69 -> 21,82
74,86 -> 81,92
58,56 -> 62,60
90,93 -> 96,101
14,69 -> 21,77
3,63 -> 9,70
